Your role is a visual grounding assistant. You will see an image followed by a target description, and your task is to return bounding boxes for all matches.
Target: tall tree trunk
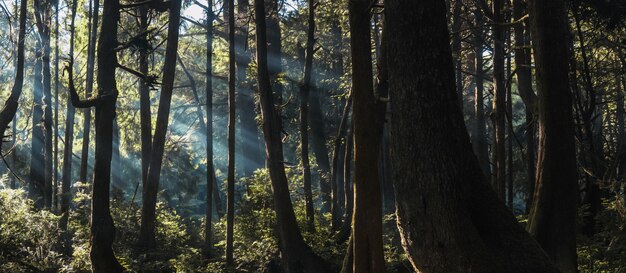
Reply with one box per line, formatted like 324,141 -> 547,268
573,5 -> 603,237
386,0 -> 560,272
472,10 -> 490,177
204,0 -> 216,255
451,0 -> 463,111
0,0 -> 26,150
254,0 -> 332,271
512,0 -> 537,213
527,0 -> 579,272
53,0 -> 60,210
492,0 -> 506,200
236,0 -> 263,177
138,4 -> 152,197
138,0 -> 182,248
80,0 -> 100,183
331,96 -> 352,230
226,0 -> 236,266
30,41 -> 46,209
299,0 -> 316,233
60,0 -> 77,253
266,0 -> 283,104
65,0 -> 125,270
348,0 -> 386,272
33,0 -> 54,209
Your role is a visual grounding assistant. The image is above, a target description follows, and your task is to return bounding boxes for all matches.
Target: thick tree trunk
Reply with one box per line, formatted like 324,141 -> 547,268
266,0 -> 283,103
527,0 -> 579,272
472,10 -> 490,177
254,0 -> 332,271
0,0 -> 26,149
138,0 -> 182,248
386,0 -> 560,272
80,0 -> 100,183
348,0 -> 385,272
299,0 -> 316,232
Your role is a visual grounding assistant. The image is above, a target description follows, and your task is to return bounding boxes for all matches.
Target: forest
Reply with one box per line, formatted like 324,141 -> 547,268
0,0 -> 625,272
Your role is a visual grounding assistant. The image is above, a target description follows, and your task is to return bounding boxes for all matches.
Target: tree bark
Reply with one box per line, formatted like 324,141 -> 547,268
348,0 -> 386,272
527,0 -> 579,272
386,0 -> 560,272
254,0 -> 332,271
138,0 -> 182,248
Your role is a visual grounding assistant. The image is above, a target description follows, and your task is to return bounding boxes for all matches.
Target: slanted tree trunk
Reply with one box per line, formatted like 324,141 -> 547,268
138,0 -> 182,248
225,0 -> 236,266
386,0 -> 560,272
80,0 -> 100,183
527,0 -> 579,272
254,0 -> 332,271
266,0 -> 283,104
0,0 -> 26,150
348,0 -> 386,272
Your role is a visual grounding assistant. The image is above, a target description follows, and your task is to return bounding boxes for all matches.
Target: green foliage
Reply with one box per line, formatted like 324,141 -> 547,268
577,197 -> 626,273
0,181 -> 66,272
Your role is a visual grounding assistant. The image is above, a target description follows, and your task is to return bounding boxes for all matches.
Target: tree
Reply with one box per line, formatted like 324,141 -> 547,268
60,0 -> 77,252
226,0 -> 236,266
80,0 -> 100,183
299,0 -> 316,233
236,0 -> 263,177
471,9 -> 490,177
253,0 -> 332,271
0,0 -> 26,149
203,0 -> 216,255
386,0 -> 560,271
492,0 -> 506,200
347,0 -> 386,271
66,0 -> 125,270
139,0 -> 183,248
526,0 -> 579,271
